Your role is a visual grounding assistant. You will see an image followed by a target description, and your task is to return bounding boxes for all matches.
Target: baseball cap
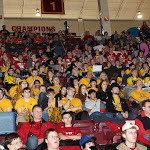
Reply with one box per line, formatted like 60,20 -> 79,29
122,123 -> 139,131
79,135 -> 96,146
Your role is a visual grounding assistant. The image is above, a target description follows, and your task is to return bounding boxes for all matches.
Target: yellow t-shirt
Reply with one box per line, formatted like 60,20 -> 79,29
127,77 -> 143,85
79,70 -> 87,76
32,88 -> 40,102
61,98 -> 82,112
9,85 -> 18,97
87,88 -> 98,92
79,78 -> 90,87
139,68 -> 148,77
96,79 -> 101,85
144,77 -> 150,84
125,69 -> 131,75
47,85 -> 61,94
3,76 -> 16,84
0,98 -> 13,112
113,96 -> 122,112
2,67 -> 9,74
88,66 -> 93,72
130,90 -> 150,101
117,77 -> 122,83
26,76 -> 44,86
47,98 -> 56,117
15,97 -> 37,113
75,87 -> 79,94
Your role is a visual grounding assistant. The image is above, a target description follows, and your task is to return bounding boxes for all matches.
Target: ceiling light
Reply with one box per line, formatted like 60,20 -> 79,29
137,11 -> 142,19
36,9 -> 41,16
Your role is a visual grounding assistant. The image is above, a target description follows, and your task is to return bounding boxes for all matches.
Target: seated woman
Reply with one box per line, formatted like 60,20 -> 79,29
76,84 -> 88,104
139,62 -> 149,78
73,77 -> 79,94
32,80 -> 41,102
117,70 -> 125,85
97,72 -> 109,85
44,69 -> 54,88
96,80 -> 109,103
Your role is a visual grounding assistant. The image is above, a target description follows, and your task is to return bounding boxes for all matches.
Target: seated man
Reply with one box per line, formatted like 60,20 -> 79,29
42,88 -> 63,122
48,76 -> 61,94
84,89 -> 110,119
135,99 -> 150,146
127,69 -> 143,86
80,135 -> 97,150
0,88 -> 13,112
129,80 -> 150,104
45,129 -> 60,150
15,87 -> 37,124
61,86 -> 89,120
106,83 -> 137,119
5,133 -> 24,150
18,105 -> 54,149
79,71 -> 93,87
116,123 -> 147,150
3,68 -> 16,91
26,69 -> 43,88
57,112 -> 81,146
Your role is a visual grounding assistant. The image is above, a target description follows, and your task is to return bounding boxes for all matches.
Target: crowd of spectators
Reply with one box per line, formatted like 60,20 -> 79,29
0,21 -> 150,149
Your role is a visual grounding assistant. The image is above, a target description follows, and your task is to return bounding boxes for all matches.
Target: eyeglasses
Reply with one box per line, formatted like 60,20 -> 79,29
48,135 -> 59,139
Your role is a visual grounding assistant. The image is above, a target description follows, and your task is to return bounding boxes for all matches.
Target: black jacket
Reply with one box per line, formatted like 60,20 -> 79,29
106,94 -> 129,113
96,91 -> 108,102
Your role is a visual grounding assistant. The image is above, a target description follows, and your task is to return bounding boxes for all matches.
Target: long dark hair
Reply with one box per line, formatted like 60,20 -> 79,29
76,84 -> 87,103
98,80 -> 109,93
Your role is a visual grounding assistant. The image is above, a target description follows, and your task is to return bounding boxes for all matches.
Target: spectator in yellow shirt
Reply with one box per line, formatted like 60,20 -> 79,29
61,86 -> 89,120
3,68 -> 16,91
97,72 -> 109,85
0,88 -> 13,112
139,62 -> 149,77
79,71 -> 93,87
42,88 -> 63,122
26,69 -> 43,88
144,70 -> 150,86
117,70 -> 125,85
87,79 -> 98,92
32,80 -> 40,102
15,87 -> 37,124
11,80 -> 28,104
73,77 -> 79,94
48,76 -> 61,94
129,80 -> 150,103
127,69 -> 143,86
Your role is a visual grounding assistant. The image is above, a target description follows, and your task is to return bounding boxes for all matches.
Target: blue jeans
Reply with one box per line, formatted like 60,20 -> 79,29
115,112 -> 137,119
144,134 -> 150,141
42,110 -> 49,121
90,112 -> 114,119
25,135 -> 38,149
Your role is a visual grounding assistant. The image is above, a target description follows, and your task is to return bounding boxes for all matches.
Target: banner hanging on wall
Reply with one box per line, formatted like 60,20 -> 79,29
41,0 -> 65,14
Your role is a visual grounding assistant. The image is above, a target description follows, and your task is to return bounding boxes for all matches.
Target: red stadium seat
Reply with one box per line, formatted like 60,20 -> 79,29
113,132 -> 122,143
72,119 -> 94,134
98,122 -> 108,132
